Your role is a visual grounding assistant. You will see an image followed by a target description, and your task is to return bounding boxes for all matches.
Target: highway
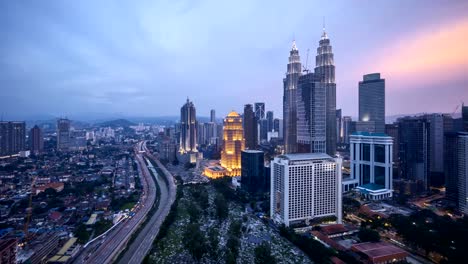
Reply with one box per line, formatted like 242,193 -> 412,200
73,141 -> 157,264
117,140 -> 177,264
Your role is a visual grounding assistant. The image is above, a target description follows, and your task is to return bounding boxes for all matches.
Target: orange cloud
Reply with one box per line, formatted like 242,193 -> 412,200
363,18 -> 468,89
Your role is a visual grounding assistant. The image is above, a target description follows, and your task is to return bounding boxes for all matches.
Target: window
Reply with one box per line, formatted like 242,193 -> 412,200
363,144 -> 370,161
362,164 -> 370,184
375,166 -> 386,187
375,144 -> 385,163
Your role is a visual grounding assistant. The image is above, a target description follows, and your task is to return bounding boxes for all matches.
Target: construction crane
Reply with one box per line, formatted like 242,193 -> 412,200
23,176 -> 37,243
302,48 -> 310,73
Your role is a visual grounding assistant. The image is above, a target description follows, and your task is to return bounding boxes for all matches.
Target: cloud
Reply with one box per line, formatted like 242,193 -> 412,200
363,17 -> 468,89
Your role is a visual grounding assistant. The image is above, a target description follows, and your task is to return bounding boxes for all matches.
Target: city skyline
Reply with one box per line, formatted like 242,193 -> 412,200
1,1 -> 467,120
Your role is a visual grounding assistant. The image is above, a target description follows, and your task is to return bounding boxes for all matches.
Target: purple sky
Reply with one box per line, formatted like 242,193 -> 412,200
1,0 -> 467,120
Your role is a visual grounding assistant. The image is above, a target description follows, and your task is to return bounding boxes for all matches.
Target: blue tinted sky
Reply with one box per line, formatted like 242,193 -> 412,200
1,0 -> 467,120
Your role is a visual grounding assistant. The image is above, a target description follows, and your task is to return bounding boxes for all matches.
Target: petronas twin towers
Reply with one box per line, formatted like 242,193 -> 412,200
283,28 -> 336,156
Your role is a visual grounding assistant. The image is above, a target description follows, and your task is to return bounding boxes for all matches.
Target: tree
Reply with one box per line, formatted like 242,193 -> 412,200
254,242 -> 277,264
214,193 -> 228,220
183,223 -> 207,262
358,228 -> 380,242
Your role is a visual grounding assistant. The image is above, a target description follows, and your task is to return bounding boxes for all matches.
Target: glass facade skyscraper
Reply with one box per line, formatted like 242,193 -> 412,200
358,73 -> 385,133
296,72 -> 327,153
243,104 -> 257,149
179,98 -> 198,153
283,41 -> 301,154
315,29 -> 336,156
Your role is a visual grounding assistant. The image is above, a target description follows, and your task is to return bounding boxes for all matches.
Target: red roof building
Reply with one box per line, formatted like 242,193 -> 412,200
351,242 -> 409,264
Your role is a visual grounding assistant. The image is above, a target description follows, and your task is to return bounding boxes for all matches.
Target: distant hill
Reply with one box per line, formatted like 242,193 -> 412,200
96,119 -> 136,128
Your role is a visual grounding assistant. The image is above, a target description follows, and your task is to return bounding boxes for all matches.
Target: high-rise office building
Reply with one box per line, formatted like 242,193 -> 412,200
457,133 -> 468,214
444,132 -> 467,205
342,116 -> 353,144
179,98 -> 198,153
70,130 -> 86,151
273,118 -> 280,133
0,121 -> 26,156
243,104 -> 257,149
210,109 -> 216,123
266,111 -> 274,132
315,28 -> 336,156
221,111 -> 245,176
358,73 -> 385,133
462,103 -> 468,132
423,114 -> 445,186
270,153 -> 342,226
259,119 -> 269,142
336,109 -> 342,144
350,132 -> 393,200
57,118 -> 71,151
254,102 -> 266,120
397,117 -> 430,191
385,124 -> 399,169
30,125 -> 43,155
241,150 -> 266,194
283,41 -> 301,154
296,72 -> 326,153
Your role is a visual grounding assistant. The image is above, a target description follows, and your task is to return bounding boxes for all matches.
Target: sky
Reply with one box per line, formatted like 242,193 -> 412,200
1,0 -> 467,120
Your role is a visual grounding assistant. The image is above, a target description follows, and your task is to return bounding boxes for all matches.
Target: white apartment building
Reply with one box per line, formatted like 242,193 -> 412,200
270,153 -> 342,226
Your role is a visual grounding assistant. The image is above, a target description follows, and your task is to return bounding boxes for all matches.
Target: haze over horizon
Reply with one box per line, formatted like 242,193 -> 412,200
1,0 -> 467,120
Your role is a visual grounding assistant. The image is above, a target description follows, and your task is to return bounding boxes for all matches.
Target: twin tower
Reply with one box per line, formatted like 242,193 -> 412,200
283,29 -> 336,156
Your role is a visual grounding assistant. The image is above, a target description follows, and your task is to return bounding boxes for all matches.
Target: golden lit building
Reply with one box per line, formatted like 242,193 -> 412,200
221,111 -> 245,176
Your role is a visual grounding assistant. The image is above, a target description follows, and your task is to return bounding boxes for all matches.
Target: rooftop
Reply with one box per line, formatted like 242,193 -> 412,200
351,132 -> 390,137
242,150 -> 264,154
351,242 -> 408,262
278,153 -> 332,161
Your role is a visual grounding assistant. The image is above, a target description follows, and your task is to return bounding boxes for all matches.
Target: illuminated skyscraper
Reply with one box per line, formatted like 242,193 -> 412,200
315,28 -> 336,156
221,111 -> 245,176
179,98 -> 198,153
283,41 -> 301,153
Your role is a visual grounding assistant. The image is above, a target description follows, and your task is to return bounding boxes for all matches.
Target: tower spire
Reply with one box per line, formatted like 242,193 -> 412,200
321,17 -> 328,40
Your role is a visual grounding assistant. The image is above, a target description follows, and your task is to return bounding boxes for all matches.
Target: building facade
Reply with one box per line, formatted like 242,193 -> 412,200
271,153 -> 342,226
397,117 -> 430,192
315,29 -> 336,156
457,133 -> 468,214
342,116 -> 353,144
350,132 -> 393,200
241,150 -> 266,193
254,102 -> 265,120
283,41 -> 301,154
0,121 -> 26,156
179,98 -> 198,153
266,111 -> 274,132
336,109 -> 342,144
243,104 -> 257,149
296,72 -> 327,153
57,118 -> 71,151
358,73 -> 385,133
29,125 -> 44,155
221,111 -> 245,176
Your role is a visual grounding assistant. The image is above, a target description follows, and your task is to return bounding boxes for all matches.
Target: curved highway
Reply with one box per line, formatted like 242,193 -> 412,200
73,141 -> 157,264
117,140 -> 177,264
